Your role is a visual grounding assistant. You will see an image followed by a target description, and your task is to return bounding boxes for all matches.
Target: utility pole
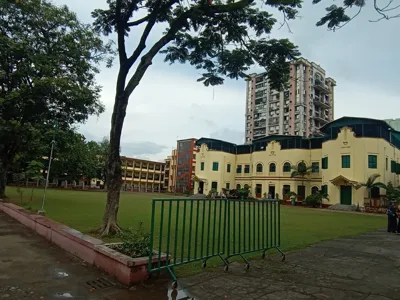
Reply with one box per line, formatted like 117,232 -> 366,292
38,121 -> 58,215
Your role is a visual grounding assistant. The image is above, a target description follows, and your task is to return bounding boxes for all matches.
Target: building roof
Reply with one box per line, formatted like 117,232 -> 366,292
196,116 -> 400,154
120,156 -> 166,165
319,116 -> 396,134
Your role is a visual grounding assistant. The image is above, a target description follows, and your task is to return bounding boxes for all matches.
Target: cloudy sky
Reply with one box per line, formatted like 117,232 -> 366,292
53,0 -> 399,161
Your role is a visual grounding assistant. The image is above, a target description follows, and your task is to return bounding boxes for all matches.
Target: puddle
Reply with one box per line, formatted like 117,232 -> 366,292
54,292 -> 73,298
51,268 -> 69,278
168,287 -> 193,300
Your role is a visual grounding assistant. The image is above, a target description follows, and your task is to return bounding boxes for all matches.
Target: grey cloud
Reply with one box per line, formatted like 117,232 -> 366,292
121,142 -> 168,157
210,128 -> 244,145
286,1 -> 399,93
203,119 -> 217,127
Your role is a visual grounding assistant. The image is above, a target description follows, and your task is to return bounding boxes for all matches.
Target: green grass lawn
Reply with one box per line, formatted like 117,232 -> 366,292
5,186 -> 386,276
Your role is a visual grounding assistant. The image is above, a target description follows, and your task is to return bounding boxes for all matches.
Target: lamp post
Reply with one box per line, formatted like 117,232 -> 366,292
38,121 -> 58,215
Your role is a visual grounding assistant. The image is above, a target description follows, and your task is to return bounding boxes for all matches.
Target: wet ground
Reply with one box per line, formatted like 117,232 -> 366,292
2,211 -> 400,300
180,231 -> 400,300
0,212 -> 188,300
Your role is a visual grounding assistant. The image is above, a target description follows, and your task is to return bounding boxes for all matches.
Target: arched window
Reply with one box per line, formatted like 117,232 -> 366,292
311,186 -> 319,194
256,163 -> 263,173
371,186 -> 380,198
283,162 -> 291,172
236,184 -> 241,189
244,184 -> 249,189
269,163 -> 276,172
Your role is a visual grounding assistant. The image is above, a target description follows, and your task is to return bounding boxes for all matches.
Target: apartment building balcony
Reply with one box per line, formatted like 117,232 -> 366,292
313,96 -> 330,109
269,96 -> 280,103
254,133 -> 265,139
313,112 -> 329,124
314,79 -> 330,94
268,117 -> 279,125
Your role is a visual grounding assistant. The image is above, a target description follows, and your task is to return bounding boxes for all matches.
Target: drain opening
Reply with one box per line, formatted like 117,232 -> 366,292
86,278 -> 114,290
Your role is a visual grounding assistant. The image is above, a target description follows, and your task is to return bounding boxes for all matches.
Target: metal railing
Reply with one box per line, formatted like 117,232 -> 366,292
148,198 -> 283,287
224,199 -> 284,270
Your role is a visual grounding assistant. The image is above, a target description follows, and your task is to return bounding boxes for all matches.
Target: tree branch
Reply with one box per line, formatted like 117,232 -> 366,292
116,0 -> 127,63
369,0 -> 400,22
127,15 -> 150,26
125,0 -> 165,69
124,0 -> 255,97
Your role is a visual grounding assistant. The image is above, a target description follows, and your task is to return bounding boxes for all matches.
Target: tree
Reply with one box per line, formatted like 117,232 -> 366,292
313,0 -> 400,30
89,137 -> 110,187
25,160 -> 44,205
50,132 -> 99,183
361,174 -> 387,206
383,181 -> 400,206
92,0 -> 303,236
0,0 -> 111,198
290,161 -> 312,187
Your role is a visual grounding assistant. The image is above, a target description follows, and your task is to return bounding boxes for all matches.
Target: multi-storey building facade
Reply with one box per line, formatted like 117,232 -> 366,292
121,156 -> 165,192
194,117 -> 400,206
164,149 -> 177,192
175,138 -> 198,193
245,58 -> 336,143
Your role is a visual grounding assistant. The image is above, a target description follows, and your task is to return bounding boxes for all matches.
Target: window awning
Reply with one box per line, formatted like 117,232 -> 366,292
192,175 -> 208,183
330,175 -> 362,189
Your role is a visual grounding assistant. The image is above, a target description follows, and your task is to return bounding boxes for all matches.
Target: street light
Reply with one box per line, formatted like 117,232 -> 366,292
38,121 -> 58,215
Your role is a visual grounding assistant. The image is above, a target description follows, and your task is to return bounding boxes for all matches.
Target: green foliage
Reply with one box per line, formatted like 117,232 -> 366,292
50,133 -> 110,182
25,160 -> 44,181
313,0 -> 400,31
12,172 -> 25,204
208,189 -> 217,197
286,191 -> 297,198
25,160 -> 44,206
361,174 -> 387,205
116,222 -> 151,258
290,161 -> 312,185
305,191 -> 328,207
93,0 -> 301,89
238,185 -> 250,199
384,181 -> 400,204
0,0 -> 112,196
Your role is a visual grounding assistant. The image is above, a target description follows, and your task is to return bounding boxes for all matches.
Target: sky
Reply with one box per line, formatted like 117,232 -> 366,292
52,0 -> 399,162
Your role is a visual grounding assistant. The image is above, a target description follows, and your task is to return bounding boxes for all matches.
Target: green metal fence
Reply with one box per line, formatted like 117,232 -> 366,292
224,199 -> 284,271
148,198 -> 228,284
148,198 -> 283,287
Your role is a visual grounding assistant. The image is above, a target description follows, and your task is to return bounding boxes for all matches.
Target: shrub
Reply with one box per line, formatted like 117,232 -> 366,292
304,191 -> 328,207
116,222 -> 151,258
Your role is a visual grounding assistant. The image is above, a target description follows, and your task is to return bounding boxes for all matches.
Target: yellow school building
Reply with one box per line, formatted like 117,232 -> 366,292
193,117 -> 400,206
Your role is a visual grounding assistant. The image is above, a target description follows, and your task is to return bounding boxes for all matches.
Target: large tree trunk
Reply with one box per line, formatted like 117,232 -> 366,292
100,90 -> 128,236
0,159 -> 8,200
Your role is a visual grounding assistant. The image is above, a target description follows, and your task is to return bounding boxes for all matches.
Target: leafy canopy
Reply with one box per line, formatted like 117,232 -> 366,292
92,0 -> 302,91
313,0 -> 400,30
0,0 -> 111,168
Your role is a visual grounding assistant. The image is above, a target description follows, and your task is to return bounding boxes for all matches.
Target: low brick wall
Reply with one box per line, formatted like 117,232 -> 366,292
0,202 -> 167,286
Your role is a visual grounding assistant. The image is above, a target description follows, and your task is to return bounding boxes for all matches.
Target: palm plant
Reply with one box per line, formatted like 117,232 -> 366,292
290,160 -> 313,186
361,174 -> 387,206
384,181 -> 400,206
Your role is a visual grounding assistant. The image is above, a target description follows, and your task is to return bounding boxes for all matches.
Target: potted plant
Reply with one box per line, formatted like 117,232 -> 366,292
286,191 -> 297,206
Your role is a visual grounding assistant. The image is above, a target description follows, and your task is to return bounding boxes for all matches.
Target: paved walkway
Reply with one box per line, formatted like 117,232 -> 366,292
0,212 -> 176,300
2,210 -> 400,300
180,230 -> 400,300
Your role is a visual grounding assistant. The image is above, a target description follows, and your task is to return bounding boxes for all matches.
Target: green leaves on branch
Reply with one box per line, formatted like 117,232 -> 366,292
313,0 -> 399,30
161,1 -> 300,90
0,0 -> 112,194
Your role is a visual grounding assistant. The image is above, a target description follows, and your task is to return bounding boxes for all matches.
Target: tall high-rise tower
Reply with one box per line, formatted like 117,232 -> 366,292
245,58 -> 336,143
